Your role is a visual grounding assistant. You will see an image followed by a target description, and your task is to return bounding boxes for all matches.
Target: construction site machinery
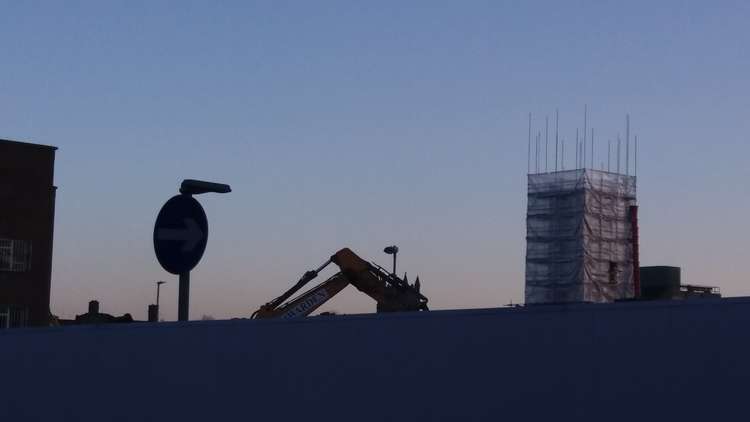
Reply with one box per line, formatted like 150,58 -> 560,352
252,248 -> 428,319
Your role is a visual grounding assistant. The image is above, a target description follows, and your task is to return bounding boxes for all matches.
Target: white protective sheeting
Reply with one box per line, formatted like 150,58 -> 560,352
525,169 -> 636,303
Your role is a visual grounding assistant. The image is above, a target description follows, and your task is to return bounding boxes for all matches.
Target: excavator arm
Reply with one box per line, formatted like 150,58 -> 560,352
251,248 -> 428,319
252,272 -> 350,319
331,248 -> 428,313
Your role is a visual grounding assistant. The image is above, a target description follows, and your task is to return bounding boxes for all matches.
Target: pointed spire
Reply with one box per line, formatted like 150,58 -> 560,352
414,276 -> 421,292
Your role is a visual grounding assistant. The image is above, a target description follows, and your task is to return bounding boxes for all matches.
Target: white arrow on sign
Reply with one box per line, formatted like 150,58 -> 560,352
157,218 -> 204,252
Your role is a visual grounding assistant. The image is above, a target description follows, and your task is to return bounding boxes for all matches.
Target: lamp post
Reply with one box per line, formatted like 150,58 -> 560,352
175,179 -> 231,322
155,281 -> 166,320
383,245 -> 399,276
153,179 -> 231,322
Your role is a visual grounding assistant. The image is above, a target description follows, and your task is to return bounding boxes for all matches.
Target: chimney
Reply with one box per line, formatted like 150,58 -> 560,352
88,300 -> 99,315
148,305 -> 159,322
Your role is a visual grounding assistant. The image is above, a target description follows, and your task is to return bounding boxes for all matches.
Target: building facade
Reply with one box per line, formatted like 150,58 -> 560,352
0,139 -> 57,327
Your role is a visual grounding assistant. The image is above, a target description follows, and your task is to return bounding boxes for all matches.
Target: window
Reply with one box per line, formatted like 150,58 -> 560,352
0,239 -> 32,272
608,261 -> 618,284
0,305 -> 29,329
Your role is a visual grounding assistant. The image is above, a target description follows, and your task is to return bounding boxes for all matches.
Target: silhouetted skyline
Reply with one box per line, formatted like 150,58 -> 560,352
2,2 -> 749,320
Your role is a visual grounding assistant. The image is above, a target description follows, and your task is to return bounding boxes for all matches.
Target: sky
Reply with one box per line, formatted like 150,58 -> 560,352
1,1 -> 749,321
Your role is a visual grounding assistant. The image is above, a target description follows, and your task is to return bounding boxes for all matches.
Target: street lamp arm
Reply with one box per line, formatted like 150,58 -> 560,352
180,179 -> 232,195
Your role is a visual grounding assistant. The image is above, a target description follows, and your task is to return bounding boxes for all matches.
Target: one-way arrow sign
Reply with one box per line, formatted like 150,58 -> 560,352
153,195 -> 209,275
157,218 -> 204,252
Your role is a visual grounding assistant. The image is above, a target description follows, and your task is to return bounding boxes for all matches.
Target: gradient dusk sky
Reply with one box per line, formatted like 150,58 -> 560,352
2,1 -> 749,320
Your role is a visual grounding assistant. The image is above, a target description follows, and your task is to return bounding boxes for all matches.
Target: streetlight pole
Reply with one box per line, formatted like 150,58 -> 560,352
156,281 -> 165,307
156,281 -> 165,321
178,273 -> 189,322
384,245 -> 399,276
176,179 -> 231,322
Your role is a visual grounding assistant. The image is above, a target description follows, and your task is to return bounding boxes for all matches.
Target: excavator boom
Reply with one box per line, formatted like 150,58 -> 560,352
331,248 -> 428,313
252,273 -> 349,319
252,248 -> 428,319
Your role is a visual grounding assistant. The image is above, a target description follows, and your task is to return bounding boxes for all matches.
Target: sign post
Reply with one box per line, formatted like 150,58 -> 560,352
153,180 -> 230,321
178,272 -> 190,322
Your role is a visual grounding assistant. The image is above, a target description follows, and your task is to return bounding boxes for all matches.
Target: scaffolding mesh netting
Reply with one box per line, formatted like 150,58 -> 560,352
525,169 -> 637,304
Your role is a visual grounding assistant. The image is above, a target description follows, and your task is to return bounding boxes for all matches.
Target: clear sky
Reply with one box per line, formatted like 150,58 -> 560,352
2,1 -> 749,320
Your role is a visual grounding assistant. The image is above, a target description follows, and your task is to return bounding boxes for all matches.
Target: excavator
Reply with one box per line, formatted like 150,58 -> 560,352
252,248 -> 428,319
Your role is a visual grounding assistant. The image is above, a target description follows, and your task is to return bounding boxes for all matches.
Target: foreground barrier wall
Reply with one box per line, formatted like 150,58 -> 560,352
2,298 -> 749,421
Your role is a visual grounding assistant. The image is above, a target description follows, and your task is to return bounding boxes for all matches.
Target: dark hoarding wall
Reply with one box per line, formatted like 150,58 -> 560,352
0,298 -> 747,421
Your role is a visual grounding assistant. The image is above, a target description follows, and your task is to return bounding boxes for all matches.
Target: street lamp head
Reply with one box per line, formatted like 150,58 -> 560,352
157,281 -> 166,286
180,179 -> 232,195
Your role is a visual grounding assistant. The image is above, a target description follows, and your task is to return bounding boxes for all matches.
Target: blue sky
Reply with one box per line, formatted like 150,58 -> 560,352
2,1 -> 749,320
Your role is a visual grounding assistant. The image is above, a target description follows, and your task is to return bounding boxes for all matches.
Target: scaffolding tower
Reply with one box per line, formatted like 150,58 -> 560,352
525,169 -> 637,304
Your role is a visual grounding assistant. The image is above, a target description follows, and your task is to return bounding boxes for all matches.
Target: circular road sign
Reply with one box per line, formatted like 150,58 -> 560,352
153,194 -> 209,275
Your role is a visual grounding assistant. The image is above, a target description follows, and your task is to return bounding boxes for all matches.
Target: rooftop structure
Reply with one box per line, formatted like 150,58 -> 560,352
640,266 -> 721,300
